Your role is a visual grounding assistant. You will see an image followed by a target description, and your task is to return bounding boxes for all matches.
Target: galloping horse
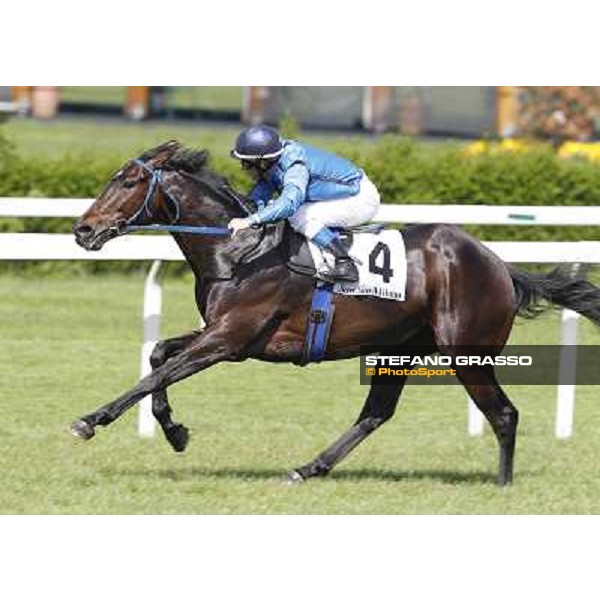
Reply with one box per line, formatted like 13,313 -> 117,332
71,141 -> 600,486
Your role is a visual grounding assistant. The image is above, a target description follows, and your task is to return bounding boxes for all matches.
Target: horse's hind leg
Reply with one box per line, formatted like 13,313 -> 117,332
149,331 -> 200,452
427,231 -> 519,484
289,376 -> 407,483
456,365 -> 518,486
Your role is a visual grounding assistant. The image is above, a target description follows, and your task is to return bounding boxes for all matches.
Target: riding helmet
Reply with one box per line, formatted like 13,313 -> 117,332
231,125 -> 284,161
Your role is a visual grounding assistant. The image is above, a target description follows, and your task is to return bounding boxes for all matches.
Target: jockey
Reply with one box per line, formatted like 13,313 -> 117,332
228,125 -> 381,282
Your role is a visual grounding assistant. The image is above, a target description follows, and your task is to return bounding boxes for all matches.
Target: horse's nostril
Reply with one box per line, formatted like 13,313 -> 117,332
74,224 -> 93,238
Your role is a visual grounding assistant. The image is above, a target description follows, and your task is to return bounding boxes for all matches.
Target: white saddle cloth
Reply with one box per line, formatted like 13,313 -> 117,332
308,229 -> 407,301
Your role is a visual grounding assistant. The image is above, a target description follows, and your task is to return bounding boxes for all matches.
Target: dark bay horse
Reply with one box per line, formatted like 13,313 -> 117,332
71,141 -> 600,486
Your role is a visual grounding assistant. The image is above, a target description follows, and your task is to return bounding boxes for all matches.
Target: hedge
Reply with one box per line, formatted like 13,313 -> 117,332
1,129 -> 599,276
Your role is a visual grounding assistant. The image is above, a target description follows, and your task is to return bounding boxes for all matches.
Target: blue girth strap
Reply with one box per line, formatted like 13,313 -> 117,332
301,282 -> 335,365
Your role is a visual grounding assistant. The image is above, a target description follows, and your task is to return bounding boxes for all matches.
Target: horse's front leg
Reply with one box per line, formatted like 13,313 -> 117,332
70,324 -> 244,442
149,331 -> 201,452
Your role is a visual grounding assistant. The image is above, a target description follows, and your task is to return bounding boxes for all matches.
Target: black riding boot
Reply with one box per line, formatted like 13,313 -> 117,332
322,237 -> 359,283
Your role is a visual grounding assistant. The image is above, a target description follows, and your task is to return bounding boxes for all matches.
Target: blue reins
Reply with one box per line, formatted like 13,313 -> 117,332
116,158 -> 249,237
125,223 -> 232,236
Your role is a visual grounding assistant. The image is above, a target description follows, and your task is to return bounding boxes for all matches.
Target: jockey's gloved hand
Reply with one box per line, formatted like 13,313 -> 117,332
228,217 -> 254,237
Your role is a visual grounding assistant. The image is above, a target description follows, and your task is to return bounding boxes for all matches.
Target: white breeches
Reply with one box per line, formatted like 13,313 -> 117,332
288,174 -> 381,239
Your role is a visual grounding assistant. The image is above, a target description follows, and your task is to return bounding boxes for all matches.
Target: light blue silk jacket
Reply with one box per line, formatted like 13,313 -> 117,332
247,140 -> 363,225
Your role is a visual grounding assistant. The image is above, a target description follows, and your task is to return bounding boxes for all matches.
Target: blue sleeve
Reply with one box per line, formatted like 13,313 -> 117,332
249,180 -> 274,210
249,161 -> 310,225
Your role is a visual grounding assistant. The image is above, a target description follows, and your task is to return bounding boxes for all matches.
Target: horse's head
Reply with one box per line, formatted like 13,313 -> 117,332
74,140 -> 210,251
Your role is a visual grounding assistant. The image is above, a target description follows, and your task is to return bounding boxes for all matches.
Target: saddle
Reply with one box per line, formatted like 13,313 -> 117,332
236,220 -> 384,280
284,222 -> 385,279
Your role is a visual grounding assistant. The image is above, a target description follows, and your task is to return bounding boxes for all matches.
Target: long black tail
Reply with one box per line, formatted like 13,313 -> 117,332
509,266 -> 600,325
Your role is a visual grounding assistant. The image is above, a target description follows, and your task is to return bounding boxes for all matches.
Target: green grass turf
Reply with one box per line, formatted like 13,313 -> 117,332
167,86 -> 243,110
61,86 -> 127,106
2,115 -> 379,162
3,117 -> 242,161
60,86 -> 244,110
0,273 -> 599,514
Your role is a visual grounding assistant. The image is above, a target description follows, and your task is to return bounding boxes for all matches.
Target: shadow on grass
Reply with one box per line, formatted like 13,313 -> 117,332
329,468 -> 498,485
116,466 -> 523,486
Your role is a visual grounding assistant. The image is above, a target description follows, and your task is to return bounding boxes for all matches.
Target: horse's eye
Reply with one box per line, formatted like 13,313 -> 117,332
123,179 -> 138,189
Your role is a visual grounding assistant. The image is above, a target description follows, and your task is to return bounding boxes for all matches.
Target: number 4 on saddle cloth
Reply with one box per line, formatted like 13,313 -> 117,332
286,225 -> 408,365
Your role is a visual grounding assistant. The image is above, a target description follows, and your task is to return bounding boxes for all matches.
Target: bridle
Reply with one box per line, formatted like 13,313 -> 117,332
112,158 -> 251,237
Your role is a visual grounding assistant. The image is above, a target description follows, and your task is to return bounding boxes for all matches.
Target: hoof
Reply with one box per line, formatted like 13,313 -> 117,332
70,419 -> 95,441
167,424 -> 189,453
285,470 -> 305,485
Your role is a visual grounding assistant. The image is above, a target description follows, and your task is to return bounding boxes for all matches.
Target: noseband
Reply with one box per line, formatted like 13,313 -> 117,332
115,158 -> 250,237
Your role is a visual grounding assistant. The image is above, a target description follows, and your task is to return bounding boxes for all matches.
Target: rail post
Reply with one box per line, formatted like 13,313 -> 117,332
555,263 -> 582,439
467,398 -> 485,436
556,308 -> 580,438
138,260 -> 163,437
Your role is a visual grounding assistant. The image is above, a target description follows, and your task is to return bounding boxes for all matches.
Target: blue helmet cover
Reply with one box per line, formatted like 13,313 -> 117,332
232,126 -> 283,160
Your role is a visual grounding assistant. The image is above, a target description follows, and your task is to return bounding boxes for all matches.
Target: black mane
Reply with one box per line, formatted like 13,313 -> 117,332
139,141 -> 255,214
167,146 -> 211,174
139,141 -> 210,173
139,140 -> 230,188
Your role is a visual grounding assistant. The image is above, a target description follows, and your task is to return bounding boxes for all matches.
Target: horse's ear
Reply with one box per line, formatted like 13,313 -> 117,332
140,140 -> 181,165
157,141 -> 181,165
162,140 -> 180,151
155,140 -> 180,158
